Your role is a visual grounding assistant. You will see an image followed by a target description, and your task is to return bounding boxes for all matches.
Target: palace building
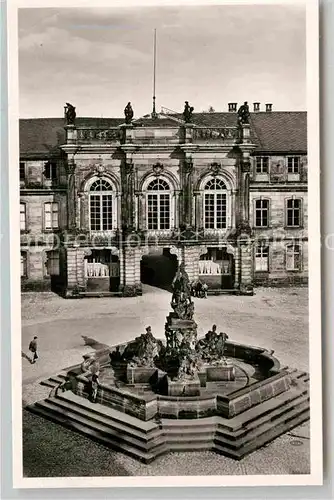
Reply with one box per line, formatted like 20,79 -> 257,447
19,102 -> 308,297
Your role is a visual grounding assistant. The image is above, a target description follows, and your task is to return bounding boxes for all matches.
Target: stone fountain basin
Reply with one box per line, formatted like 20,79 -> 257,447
67,339 -> 292,422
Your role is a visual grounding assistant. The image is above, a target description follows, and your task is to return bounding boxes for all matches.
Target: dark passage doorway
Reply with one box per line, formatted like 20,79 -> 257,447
140,248 -> 178,291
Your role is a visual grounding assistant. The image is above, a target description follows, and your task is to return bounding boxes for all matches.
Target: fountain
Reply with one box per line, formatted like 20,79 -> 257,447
29,264 -> 310,463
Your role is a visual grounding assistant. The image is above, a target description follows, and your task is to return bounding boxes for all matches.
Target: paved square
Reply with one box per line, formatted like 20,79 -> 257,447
21,286 -> 310,477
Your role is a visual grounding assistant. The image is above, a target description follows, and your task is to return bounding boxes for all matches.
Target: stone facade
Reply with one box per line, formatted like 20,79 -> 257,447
19,109 -> 308,295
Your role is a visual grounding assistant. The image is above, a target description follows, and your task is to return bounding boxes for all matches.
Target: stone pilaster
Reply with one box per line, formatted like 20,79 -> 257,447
181,156 -> 194,228
65,158 -> 77,231
65,246 -> 86,296
237,237 -> 254,295
119,247 -> 142,296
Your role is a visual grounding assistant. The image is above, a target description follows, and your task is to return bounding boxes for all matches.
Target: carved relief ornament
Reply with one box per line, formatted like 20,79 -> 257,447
152,162 -> 164,176
209,162 -> 221,176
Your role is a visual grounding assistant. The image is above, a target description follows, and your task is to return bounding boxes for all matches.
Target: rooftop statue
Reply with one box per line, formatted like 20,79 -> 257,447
65,103 -> 76,125
237,101 -> 250,125
183,101 -> 194,123
124,102 -> 134,124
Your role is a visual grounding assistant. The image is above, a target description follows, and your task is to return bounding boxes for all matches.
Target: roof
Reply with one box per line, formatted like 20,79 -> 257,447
20,112 -> 307,157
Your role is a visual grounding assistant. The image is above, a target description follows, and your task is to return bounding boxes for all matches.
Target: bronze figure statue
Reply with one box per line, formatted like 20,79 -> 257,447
124,102 -> 134,124
183,101 -> 194,123
237,101 -> 250,125
65,103 -> 76,125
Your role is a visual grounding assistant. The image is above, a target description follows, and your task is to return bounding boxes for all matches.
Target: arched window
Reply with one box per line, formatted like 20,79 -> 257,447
204,178 -> 227,229
146,178 -> 171,230
89,178 -> 114,231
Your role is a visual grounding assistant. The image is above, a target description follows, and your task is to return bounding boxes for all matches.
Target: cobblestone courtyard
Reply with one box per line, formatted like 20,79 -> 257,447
21,286 -> 310,477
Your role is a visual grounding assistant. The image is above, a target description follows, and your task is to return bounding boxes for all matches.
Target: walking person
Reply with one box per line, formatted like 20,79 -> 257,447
28,336 -> 39,364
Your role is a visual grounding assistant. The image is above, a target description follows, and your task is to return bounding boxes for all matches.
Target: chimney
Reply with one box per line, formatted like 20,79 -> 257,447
253,102 -> 260,112
265,103 -> 273,112
228,103 -> 237,112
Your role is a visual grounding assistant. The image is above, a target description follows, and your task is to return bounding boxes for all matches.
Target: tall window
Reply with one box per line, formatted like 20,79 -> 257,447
20,162 -> 26,182
44,162 -> 57,181
286,244 -> 301,271
89,179 -> 113,231
287,157 -> 300,174
21,252 -> 27,277
255,199 -> 269,227
147,178 -> 170,230
204,178 -> 227,229
255,157 -> 269,174
20,203 -> 26,231
44,202 -> 59,230
255,244 -> 269,272
286,198 -> 301,227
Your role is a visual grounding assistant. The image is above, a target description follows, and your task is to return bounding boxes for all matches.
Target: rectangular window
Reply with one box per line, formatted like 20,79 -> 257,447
204,193 -> 227,229
147,194 -> 158,230
286,199 -> 301,227
44,202 -> 59,230
20,203 -> 26,231
101,194 -> 113,230
45,251 -> 60,276
286,244 -> 301,271
20,162 -> 26,182
44,162 -> 57,180
287,157 -> 300,174
255,245 -> 269,272
147,194 -> 170,230
21,252 -> 27,277
255,157 -> 269,174
255,199 -> 269,227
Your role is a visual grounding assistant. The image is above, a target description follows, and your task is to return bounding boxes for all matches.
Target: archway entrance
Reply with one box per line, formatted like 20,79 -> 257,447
84,249 -> 120,292
140,247 -> 178,291
199,247 -> 235,290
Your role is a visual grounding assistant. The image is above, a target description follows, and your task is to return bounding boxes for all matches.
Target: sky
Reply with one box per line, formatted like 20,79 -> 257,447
18,5 -> 306,118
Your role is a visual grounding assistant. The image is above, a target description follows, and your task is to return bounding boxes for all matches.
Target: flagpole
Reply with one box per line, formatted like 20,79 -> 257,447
152,28 -> 157,118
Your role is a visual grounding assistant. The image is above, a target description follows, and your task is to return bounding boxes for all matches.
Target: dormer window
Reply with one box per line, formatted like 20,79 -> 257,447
255,157 -> 269,174
287,157 -> 300,174
44,161 -> 57,181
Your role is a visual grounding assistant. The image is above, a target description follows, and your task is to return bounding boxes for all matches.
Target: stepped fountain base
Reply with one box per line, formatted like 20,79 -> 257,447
28,339 -> 310,463
27,265 -> 309,463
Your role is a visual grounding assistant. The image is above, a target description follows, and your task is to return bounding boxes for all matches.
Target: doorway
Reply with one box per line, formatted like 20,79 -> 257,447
140,247 -> 178,291
84,249 -> 120,292
199,247 -> 234,289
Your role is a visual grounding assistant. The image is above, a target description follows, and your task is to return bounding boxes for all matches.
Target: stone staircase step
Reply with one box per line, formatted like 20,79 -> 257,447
46,397 -> 162,443
214,409 -> 310,460
168,441 -> 214,451
40,374 -> 67,388
218,391 -> 309,439
32,400 -> 166,455
57,391 -> 158,433
220,387 -> 308,432
216,399 -> 310,450
29,403 -> 166,463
